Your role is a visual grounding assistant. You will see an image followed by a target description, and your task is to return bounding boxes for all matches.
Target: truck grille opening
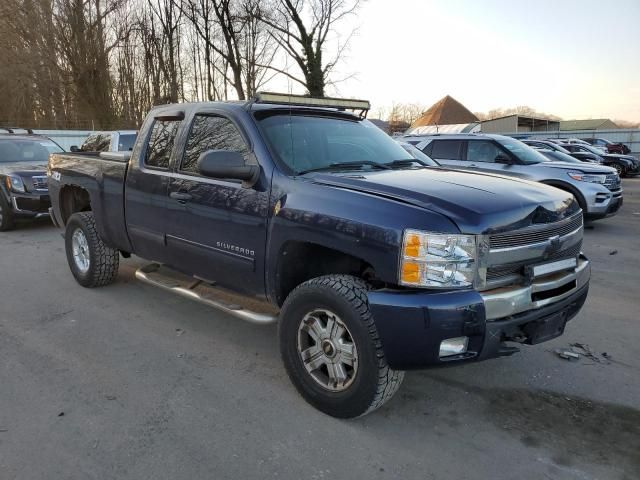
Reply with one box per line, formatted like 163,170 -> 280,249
486,243 -> 581,281
531,280 -> 576,302
489,213 -> 582,249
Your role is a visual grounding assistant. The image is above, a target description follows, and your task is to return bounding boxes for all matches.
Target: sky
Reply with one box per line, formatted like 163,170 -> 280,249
270,0 -> 640,121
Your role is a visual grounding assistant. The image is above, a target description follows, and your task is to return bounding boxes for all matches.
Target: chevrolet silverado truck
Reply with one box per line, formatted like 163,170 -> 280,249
48,93 -> 590,418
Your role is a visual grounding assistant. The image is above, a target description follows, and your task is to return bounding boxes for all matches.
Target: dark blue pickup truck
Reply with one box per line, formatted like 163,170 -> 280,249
48,93 -> 590,418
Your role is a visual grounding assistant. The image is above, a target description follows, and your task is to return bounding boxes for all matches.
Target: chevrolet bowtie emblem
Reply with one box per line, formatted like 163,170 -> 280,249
544,235 -> 562,257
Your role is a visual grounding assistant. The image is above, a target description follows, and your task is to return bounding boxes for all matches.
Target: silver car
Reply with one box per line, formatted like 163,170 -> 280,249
402,133 -> 622,220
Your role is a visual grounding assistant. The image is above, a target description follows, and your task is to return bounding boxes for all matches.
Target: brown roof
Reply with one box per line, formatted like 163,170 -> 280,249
411,95 -> 479,128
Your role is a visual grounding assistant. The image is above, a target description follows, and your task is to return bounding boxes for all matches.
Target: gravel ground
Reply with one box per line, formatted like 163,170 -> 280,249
1,179 -> 638,480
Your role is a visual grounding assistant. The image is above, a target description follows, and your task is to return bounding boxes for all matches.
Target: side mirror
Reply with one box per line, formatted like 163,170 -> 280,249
70,145 -> 79,152
494,154 -> 513,165
197,150 -> 260,188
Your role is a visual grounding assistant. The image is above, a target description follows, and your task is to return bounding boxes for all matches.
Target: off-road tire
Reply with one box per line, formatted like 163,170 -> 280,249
279,274 -> 404,418
65,212 -> 119,288
0,194 -> 15,231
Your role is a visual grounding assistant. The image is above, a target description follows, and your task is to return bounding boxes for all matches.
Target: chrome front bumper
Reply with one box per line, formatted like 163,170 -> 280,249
481,256 -> 590,321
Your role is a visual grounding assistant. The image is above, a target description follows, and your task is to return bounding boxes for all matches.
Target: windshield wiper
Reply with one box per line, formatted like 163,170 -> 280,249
297,160 -> 391,175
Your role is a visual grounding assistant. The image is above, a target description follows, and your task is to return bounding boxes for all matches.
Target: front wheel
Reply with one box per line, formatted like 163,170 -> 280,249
65,212 -> 119,287
0,195 -> 15,231
613,163 -> 626,177
279,275 -> 404,418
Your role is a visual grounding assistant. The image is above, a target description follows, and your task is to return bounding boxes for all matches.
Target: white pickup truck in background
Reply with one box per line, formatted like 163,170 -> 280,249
71,130 -> 137,153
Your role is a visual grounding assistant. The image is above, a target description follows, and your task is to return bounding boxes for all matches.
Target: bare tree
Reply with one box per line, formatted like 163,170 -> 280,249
475,106 -> 562,121
180,0 -> 276,100
147,0 -> 183,103
258,0 -> 360,97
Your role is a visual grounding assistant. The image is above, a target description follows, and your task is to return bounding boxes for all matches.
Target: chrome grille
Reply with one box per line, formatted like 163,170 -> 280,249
603,174 -> 621,192
489,213 -> 583,249
32,176 -> 48,191
487,243 -> 582,281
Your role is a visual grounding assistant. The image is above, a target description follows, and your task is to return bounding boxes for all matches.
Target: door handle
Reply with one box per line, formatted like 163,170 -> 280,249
170,192 -> 193,203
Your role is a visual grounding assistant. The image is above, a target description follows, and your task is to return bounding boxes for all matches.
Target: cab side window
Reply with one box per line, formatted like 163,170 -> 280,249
466,141 -> 505,163
430,140 -> 462,160
180,115 -> 249,175
144,120 -> 180,170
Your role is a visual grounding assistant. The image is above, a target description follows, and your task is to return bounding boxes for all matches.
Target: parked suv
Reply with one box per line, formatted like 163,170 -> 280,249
560,143 -> 639,177
522,139 -> 602,163
583,138 -> 631,155
0,133 -> 63,230
404,134 -> 622,220
71,130 -> 137,153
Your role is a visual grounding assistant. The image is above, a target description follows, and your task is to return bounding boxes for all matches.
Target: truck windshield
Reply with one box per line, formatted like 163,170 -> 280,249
0,139 -> 63,163
258,114 -> 417,174
495,137 -> 547,165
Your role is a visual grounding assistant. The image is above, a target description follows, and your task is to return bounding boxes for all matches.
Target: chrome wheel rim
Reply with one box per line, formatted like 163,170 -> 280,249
614,164 -> 622,175
297,309 -> 358,392
71,228 -> 90,273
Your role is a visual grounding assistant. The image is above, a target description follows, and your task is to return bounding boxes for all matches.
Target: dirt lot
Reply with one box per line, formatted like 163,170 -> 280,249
1,180 -> 639,480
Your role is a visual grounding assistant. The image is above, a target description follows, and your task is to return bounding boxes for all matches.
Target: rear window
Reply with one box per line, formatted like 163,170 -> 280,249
0,138 -> 63,163
144,120 -> 179,169
118,133 -> 137,151
430,140 -> 463,160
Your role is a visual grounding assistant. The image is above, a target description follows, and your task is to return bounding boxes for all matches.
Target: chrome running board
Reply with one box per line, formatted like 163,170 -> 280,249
135,263 -> 278,325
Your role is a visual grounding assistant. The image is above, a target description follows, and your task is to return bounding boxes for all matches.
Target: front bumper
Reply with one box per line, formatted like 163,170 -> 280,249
582,183 -> 623,219
368,256 -> 590,370
9,192 -> 51,218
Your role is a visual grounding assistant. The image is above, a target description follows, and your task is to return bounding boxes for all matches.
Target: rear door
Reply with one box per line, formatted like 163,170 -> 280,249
423,139 -> 465,168
165,112 -> 269,296
124,110 -> 184,263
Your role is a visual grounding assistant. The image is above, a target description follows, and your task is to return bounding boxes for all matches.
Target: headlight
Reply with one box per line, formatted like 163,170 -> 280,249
5,175 -> 25,193
567,171 -> 606,184
400,230 -> 477,288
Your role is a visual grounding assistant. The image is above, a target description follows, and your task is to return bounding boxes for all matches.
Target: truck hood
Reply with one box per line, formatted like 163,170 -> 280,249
308,167 -> 578,234
0,161 -> 47,176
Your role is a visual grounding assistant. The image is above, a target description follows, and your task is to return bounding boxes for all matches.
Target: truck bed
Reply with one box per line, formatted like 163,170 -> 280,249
48,151 -> 132,252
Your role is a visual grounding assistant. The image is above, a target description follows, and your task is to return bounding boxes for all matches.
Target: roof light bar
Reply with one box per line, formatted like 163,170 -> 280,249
252,92 -> 370,117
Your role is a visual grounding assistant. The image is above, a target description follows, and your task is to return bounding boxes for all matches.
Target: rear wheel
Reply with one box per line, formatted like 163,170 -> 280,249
65,212 -> 119,287
0,195 -> 15,231
279,275 -> 404,418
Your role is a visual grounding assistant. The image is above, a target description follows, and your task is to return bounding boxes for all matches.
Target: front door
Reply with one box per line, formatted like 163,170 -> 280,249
165,113 -> 269,296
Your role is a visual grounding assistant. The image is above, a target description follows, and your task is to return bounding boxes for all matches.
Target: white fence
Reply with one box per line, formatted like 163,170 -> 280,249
500,129 -> 640,156
33,130 -> 93,151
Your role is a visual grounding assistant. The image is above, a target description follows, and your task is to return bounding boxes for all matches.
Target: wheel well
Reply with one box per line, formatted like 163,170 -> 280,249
59,186 -> 92,225
541,181 -> 587,212
275,242 -> 376,306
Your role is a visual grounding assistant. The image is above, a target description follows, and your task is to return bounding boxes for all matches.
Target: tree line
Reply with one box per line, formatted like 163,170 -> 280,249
0,0 -> 360,130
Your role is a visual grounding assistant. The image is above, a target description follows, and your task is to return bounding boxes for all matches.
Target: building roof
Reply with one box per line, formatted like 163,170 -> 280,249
409,123 -> 481,135
410,95 -> 479,128
482,114 -> 560,124
559,119 -> 619,131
